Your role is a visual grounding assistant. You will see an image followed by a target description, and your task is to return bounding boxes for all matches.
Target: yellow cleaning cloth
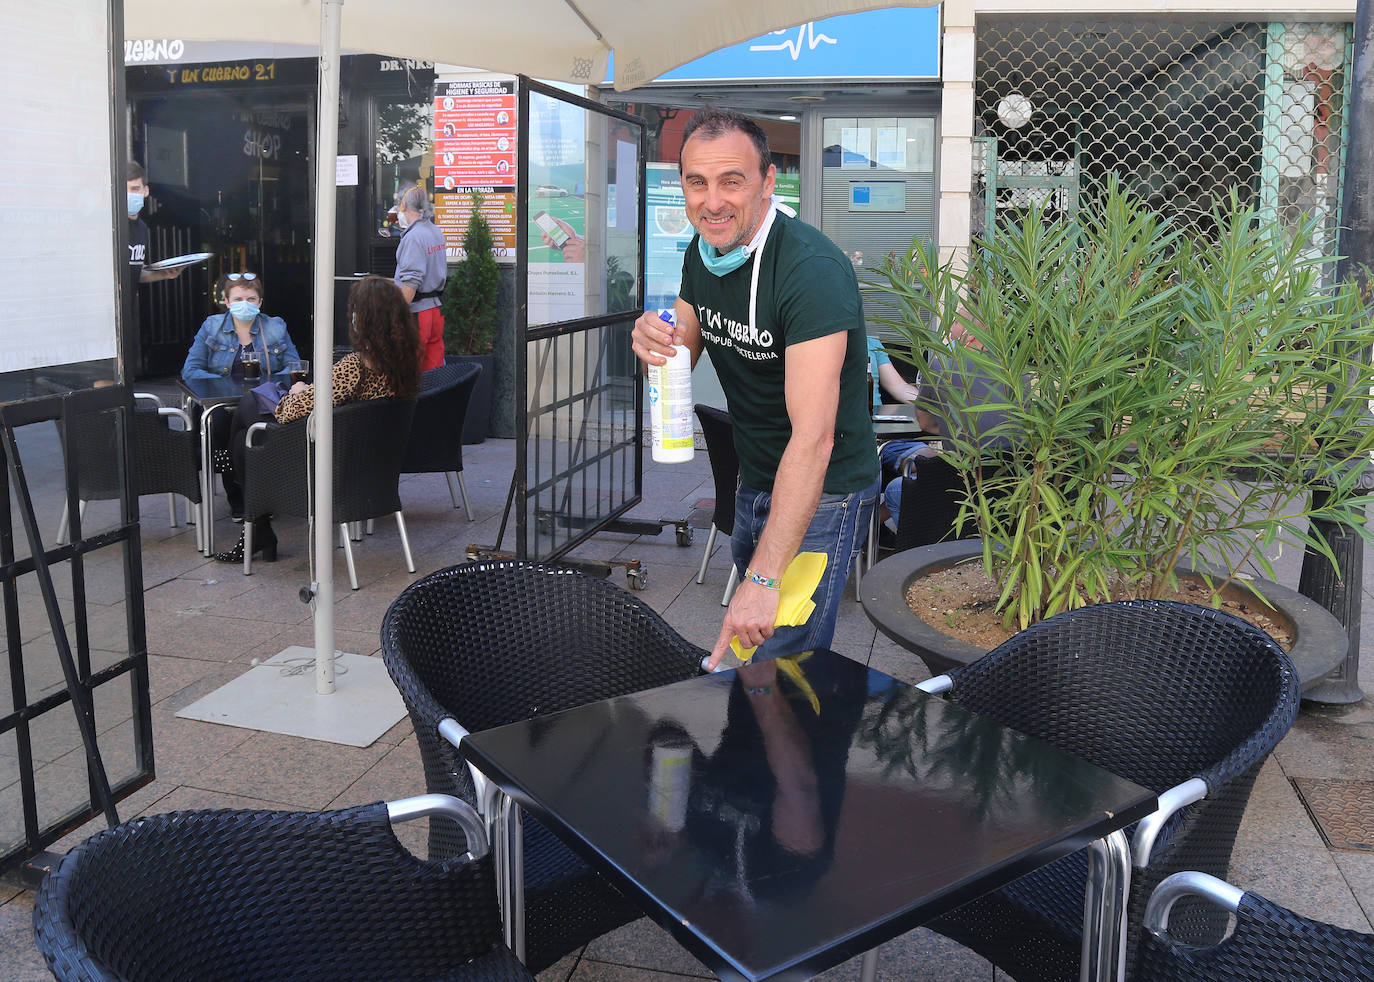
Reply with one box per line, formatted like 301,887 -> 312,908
729,551 -> 828,663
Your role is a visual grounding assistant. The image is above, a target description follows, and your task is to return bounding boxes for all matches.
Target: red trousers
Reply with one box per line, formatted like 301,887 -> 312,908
415,306 -> 445,371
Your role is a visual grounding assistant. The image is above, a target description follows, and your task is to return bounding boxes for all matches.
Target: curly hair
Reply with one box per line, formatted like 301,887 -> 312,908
347,276 -> 422,398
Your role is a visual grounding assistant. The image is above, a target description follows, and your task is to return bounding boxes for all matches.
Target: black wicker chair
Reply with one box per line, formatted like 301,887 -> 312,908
381,560 -> 708,972
402,361 -> 482,520
1139,871 -> 1374,981
55,394 -> 201,548
914,600 -> 1301,982
693,404 -> 740,605
242,397 -> 417,588
32,794 -> 534,982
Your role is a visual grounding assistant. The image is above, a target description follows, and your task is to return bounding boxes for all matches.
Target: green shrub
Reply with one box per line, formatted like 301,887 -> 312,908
867,179 -> 1374,629
441,194 -> 499,355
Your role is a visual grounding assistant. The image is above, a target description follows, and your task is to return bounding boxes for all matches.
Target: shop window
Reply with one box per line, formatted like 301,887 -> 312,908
374,97 -> 434,236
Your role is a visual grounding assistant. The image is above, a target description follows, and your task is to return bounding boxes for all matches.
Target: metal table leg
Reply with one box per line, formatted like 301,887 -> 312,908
492,791 -> 527,964
1080,830 -> 1131,982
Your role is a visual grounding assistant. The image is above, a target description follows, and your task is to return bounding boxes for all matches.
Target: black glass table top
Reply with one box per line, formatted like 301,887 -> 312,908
177,374 -> 288,408
460,649 -> 1157,982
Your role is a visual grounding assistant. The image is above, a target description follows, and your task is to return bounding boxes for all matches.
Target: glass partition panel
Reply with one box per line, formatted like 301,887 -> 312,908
519,83 -> 645,561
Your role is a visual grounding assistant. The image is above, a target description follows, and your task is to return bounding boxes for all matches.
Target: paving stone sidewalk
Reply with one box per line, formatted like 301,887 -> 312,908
3,390 -> 1374,980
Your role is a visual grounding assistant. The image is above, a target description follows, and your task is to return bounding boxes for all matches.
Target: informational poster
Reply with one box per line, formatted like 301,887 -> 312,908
875,128 -> 907,170
841,127 -> 871,169
434,189 -> 517,258
433,79 -> 517,261
645,163 -> 692,312
850,181 -> 907,212
335,154 -> 358,186
527,92 -> 587,324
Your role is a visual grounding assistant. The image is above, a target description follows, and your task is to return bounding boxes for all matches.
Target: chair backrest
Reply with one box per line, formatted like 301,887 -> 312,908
402,361 -> 482,475
33,802 -> 509,982
328,397 -> 416,523
946,599 -> 1301,970
694,404 -> 737,534
244,397 -> 416,523
946,600 -> 1299,794
381,561 -> 706,826
62,402 -> 200,505
383,560 -> 706,735
1139,872 -> 1374,981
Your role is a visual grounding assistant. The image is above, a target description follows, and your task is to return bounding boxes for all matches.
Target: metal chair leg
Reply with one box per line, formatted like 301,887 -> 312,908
167,492 -> 178,528
339,523 -> 359,590
721,565 -> 740,606
860,947 -> 879,981
445,470 -> 461,508
697,524 -> 718,585
56,501 -> 69,545
395,511 -> 416,573
243,521 -> 254,576
457,472 -> 474,521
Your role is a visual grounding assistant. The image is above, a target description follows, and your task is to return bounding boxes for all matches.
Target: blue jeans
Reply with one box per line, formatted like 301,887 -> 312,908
731,478 -> 880,660
879,440 -> 928,526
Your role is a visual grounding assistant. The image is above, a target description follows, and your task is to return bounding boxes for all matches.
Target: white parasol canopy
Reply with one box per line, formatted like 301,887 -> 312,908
121,0 -> 941,695
125,0 -> 937,92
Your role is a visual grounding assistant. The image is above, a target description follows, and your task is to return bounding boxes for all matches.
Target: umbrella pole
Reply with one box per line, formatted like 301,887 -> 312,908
312,0 -> 343,695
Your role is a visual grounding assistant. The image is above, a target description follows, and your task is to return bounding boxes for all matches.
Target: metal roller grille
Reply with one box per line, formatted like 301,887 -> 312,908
973,18 -> 1351,261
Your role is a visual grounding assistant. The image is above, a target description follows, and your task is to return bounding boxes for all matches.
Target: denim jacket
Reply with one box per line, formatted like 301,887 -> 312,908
181,312 -> 299,380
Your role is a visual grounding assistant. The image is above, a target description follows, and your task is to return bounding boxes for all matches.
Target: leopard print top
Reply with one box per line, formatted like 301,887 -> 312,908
275,352 -> 398,424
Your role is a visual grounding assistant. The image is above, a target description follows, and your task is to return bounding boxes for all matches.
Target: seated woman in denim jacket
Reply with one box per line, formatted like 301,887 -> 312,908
212,275 -> 421,564
181,272 -> 300,518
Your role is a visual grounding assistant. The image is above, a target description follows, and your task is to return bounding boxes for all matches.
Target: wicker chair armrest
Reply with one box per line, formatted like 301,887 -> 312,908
916,674 -> 954,694
386,793 -> 488,860
1143,871 -> 1244,934
439,717 -> 496,818
157,406 -> 192,431
1132,776 -> 1209,868
133,391 -> 163,408
247,420 -> 273,447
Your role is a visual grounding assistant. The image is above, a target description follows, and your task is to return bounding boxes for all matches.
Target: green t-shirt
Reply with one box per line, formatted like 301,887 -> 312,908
680,213 -> 878,494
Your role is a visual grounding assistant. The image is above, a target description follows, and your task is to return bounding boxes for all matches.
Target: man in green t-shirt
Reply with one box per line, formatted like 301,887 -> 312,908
632,108 -> 880,670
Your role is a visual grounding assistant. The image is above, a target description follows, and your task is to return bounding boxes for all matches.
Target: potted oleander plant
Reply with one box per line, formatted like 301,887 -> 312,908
860,179 -> 1374,688
441,193 -> 500,443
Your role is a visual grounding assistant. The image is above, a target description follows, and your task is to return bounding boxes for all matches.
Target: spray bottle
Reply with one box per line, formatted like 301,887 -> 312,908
648,307 -> 695,463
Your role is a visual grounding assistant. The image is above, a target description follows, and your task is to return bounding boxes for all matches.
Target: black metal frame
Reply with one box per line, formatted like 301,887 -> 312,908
0,386 -> 154,874
514,78 -> 647,562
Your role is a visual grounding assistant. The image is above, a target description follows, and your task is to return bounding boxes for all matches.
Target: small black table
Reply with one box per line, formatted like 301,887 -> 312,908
177,375 -> 287,555
459,649 -> 1155,982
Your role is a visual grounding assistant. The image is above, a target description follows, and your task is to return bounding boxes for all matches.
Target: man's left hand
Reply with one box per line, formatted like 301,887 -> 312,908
707,581 -> 782,671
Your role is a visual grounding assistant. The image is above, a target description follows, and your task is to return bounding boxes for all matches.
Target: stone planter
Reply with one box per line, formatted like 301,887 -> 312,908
860,539 -> 1347,694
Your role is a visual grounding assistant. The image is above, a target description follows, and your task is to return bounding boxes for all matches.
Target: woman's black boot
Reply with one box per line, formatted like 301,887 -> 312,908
214,518 -> 278,564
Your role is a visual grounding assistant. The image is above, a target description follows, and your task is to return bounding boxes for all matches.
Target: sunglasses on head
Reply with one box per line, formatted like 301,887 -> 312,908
226,272 -> 258,281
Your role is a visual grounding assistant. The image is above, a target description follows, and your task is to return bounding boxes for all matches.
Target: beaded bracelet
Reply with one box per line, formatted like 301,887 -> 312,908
744,567 -> 782,590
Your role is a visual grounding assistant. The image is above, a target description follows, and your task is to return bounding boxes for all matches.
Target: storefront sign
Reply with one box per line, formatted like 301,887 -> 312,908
604,7 -> 940,85
435,189 -> 517,258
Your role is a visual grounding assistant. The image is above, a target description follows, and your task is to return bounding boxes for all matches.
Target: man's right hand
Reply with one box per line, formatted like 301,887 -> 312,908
631,310 -> 677,367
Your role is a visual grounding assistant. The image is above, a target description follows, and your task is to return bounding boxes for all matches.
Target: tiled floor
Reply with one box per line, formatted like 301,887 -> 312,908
4,392 -> 1374,981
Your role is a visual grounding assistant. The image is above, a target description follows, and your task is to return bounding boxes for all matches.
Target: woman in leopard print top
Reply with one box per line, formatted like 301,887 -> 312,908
215,276 -> 422,563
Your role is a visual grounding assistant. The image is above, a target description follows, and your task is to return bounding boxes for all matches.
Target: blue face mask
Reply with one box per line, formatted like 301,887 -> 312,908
697,238 -> 751,277
696,201 -> 779,278
126,191 -> 144,217
228,300 -> 260,322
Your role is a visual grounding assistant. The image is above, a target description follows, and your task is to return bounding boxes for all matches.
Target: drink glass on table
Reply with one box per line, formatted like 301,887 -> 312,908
288,359 -> 310,385
241,351 -> 262,381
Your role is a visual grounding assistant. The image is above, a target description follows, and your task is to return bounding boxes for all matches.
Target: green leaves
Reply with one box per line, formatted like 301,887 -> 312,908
441,193 -> 500,356
865,179 -> 1374,624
